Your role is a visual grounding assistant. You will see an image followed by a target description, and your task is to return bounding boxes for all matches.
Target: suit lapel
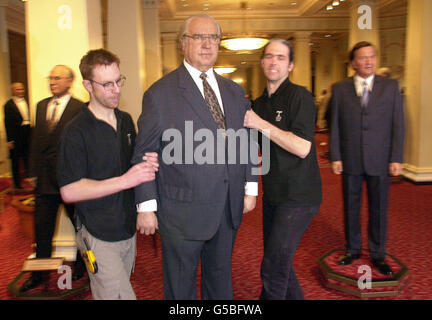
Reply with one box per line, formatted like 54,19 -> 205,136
367,75 -> 382,108
178,65 -> 219,130
347,77 -> 363,110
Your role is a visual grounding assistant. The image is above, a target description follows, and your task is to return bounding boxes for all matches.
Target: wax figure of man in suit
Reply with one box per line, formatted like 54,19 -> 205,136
330,42 -> 405,276
132,14 -> 258,300
21,65 -> 86,292
4,82 -> 31,189
244,39 -> 322,299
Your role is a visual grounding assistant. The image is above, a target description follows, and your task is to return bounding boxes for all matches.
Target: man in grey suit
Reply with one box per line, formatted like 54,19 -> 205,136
132,14 -> 258,299
330,41 -> 405,276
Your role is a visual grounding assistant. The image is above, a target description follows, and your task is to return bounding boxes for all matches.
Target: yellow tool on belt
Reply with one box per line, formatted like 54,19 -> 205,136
83,238 -> 98,274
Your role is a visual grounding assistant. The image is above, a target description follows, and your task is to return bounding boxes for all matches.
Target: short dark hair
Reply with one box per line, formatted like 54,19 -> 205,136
79,49 -> 120,80
261,39 -> 294,63
349,41 -> 375,61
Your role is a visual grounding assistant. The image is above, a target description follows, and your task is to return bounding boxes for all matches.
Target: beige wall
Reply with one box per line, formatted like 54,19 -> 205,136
26,0 -> 103,120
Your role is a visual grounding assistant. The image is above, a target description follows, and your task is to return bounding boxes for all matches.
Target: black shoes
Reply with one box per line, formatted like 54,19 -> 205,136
372,258 -> 393,276
20,272 -> 49,292
338,253 -> 361,265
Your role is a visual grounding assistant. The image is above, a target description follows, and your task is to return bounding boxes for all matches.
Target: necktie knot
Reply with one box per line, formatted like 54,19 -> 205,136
200,72 -> 207,81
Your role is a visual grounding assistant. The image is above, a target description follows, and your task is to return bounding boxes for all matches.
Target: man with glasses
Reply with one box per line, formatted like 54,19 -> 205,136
22,65 -> 85,292
57,49 -> 158,299
132,14 -> 258,300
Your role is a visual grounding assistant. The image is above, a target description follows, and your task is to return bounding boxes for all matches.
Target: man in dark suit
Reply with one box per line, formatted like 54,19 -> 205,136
132,14 -> 258,300
3,82 -> 31,189
330,41 -> 405,276
21,65 -> 85,292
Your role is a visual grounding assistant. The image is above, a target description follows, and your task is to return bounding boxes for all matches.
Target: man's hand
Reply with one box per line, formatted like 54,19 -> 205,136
244,109 -> 264,130
332,161 -> 343,175
243,195 -> 257,213
7,142 -> 14,150
137,211 -> 158,235
389,162 -> 403,176
122,162 -> 156,189
143,152 -> 159,171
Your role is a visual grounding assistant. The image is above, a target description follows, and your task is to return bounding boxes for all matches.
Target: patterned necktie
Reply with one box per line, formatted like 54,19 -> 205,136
200,72 -> 226,130
48,100 -> 59,131
361,80 -> 369,108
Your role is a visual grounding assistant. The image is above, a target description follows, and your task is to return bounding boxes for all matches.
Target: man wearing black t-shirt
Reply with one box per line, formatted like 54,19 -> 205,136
244,39 -> 322,300
57,49 -> 158,299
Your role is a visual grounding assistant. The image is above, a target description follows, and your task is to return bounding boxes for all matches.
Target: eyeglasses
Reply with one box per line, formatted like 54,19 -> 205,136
183,33 -> 221,44
90,75 -> 126,91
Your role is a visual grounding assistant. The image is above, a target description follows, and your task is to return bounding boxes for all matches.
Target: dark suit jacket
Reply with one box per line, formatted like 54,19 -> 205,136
329,75 -> 405,176
29,96 -> 84,195
4,98 -> 30,158
132,64 -> 258,241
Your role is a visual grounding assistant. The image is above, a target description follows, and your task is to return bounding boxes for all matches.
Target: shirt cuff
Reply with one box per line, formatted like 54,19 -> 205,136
245,182 -> 258,196
136,199 -> 157,213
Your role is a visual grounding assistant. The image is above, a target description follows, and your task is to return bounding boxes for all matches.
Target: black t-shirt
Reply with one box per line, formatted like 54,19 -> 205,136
58,105 -> 137,242
253,78 -> 322,206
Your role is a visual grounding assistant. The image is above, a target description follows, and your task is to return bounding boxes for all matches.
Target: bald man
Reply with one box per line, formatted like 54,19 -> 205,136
22,65 -> 85,292
3,82 -> 31,189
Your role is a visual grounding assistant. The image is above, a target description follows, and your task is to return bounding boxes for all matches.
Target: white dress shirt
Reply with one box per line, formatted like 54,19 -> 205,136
136,61 -> 258,213
44,94 -> 72,124
12,96 -> 30,125
354,74 -> 374,98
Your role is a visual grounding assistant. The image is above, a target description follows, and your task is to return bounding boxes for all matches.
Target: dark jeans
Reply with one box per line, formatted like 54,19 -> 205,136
260,199 -> 319,300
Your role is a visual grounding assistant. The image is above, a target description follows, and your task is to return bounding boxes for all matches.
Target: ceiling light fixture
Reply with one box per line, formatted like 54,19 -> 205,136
220,1 -> 268,52
326,5 -> 333,11
332,0 -> 340,6
214,67 -> 237,75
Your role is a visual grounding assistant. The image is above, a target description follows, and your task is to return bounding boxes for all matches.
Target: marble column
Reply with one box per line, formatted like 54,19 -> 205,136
348,0 -> 380,75
107,0 -> 146,123
403,0 -> 432,182
291,31 -> 312,91
0,0 -> 11,176
142,0 -> 162,88
161,33 -> 179,75
26,0 -> 103,260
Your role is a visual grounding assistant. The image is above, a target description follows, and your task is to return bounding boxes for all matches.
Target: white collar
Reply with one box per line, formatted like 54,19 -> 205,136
183,60 -> 215,81
354,74 -> 374,96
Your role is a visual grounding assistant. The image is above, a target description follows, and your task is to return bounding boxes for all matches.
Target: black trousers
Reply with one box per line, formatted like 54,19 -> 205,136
342,173 -> 390,260
10,125 -> 30,188
260,199 -> 319,300
34,194 -> 76,258
160,204 -> 237,300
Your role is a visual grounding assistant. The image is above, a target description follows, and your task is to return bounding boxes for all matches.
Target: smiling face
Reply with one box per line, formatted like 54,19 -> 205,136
181,16 -> 220,72
261,41 -> 294,86
351,45 -> 377,79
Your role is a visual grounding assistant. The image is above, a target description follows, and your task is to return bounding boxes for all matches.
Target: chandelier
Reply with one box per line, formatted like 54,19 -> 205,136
220,1 -> 268,52
214,67 -> 237,75
221,38 -> 269,51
